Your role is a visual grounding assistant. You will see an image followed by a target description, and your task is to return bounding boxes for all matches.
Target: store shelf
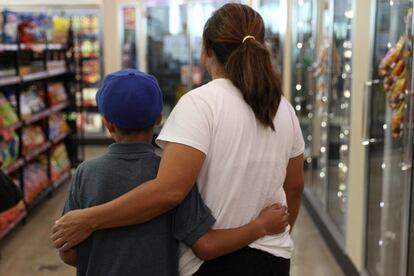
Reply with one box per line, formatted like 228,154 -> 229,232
3,158 -> 24,175
23,101 -> 69,126
0,76 -> 20,86
23,109 -> 51,125
52,131 -> 72,144
21,68 -> 67,83
52,170 -> 71,189
24,142 -> 51,162
82,105 -> 99,112
47,44 -> 67,51
20,43 -> 47,51
21,71 -> 49,82
0,210 -> 27,241
48,68 -> 68,78
0,44 -> 18,51
0,121 -> 23,136
50,101 -> 70,113
26,185 -> 53,211
81,56 -> 99,61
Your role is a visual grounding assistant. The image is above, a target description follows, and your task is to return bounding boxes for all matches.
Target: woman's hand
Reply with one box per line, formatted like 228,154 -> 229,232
51,209 -> 96,251
256,204 -> 289,235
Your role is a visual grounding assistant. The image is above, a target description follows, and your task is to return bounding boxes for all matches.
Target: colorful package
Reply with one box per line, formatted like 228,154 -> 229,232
0,93 -> 19,128
51,143 -> 70,181
3,10 -> 18,43
52,16 -> 70,44
20,86 -> 46,119
48,82 -> 67,106
23,161 -> 49,204
49,112 -> 70,141
22,125 -> 46,156
1,131 -> 20,169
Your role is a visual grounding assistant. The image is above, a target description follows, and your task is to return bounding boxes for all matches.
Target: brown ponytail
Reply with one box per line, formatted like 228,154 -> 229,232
203,3 -> 283,130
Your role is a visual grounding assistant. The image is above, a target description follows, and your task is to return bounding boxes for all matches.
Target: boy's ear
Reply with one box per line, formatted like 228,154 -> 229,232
155,113 -> 163,126
103,117 -> 116,133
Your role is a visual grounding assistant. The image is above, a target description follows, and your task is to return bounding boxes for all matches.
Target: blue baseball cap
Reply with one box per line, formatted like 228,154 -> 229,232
96,69 -> 163,129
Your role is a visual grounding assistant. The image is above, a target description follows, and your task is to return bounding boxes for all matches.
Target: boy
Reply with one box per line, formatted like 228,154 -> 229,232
59,69 -> 289,276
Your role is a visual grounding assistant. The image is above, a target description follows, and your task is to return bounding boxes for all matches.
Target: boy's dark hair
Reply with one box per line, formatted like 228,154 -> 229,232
114,124 -> 154,136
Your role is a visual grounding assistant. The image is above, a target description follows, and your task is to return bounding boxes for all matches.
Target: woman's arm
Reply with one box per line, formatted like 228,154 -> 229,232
192,204 -> 289,260
52,143 -> 205,251
283,154 -> 304,231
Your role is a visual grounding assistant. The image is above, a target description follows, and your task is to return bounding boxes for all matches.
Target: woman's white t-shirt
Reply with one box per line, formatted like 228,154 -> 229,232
156,78 -> 305,276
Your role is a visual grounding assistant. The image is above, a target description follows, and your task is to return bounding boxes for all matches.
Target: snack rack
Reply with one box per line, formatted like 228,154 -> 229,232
0,12 -> 81,241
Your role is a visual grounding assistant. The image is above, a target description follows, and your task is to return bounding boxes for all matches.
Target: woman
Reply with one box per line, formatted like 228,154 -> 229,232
52,3 -> 304,275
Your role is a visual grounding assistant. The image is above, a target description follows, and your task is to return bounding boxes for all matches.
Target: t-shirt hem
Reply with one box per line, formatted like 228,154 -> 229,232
290,148 -> 304,158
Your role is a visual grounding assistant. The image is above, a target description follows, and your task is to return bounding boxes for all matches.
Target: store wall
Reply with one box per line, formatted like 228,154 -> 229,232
283,0 -> 292,101
102,0 -> 119,75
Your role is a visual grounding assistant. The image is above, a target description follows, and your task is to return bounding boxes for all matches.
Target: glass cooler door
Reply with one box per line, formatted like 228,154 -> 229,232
291,0 -> 317,189
364,1 -> 414,275
187,0 -> 237,90
308,0 -> 332,206
326,0 -> 353,235
146,1 -> 190,118
258,0 -> 285,75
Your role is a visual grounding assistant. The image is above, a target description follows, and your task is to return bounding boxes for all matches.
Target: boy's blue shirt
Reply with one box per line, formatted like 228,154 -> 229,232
63,142 -> 215,276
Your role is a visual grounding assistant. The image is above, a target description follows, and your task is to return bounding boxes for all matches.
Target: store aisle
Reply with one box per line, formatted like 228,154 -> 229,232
0,147 -> 343,276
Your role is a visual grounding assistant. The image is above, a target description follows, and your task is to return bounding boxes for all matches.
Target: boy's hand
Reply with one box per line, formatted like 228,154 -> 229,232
59,248 -> 77,267
257,204 -> 289,236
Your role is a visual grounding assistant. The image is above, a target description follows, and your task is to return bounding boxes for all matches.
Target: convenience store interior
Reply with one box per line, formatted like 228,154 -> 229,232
0,0 -> 414,275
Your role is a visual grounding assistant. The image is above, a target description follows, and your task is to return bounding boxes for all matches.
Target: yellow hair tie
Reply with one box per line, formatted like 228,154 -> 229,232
242,35 -> 255,44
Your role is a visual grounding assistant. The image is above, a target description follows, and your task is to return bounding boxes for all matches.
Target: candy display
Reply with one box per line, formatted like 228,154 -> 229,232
0,8 -> 78,242
378,35 -> 412,139
20,86 -> 46,119
51,143 -> 70,181
0,93 -> 19,129
22,125 -> 47,156
49,112 -> 70,141
1,10 -> 72,45
0,201 -> 25,233
23,160 -> 49,204
48,82 -> 67,106
1,131 -> 20,169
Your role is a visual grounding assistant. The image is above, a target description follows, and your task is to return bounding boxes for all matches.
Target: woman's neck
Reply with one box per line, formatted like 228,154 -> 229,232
210,66 -> 226,80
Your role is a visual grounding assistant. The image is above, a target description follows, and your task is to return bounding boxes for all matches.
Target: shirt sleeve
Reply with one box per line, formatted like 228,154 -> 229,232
173,185 -> 216,247
63,167 -> 82,215
156,93 -> 212,155
290,106 -> 305,158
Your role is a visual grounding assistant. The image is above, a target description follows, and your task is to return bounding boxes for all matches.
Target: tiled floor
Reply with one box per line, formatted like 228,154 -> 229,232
0,146 -> 344,276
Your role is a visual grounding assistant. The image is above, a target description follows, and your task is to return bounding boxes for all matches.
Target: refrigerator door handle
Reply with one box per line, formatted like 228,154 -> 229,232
361,80 -> 380,145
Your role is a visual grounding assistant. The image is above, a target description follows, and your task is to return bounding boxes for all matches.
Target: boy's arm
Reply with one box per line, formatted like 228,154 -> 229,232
59,249 -> 77,267
191,204 -> 289,261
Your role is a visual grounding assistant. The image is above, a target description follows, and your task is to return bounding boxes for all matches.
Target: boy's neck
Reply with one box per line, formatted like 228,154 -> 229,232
113,132 -> 153,144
